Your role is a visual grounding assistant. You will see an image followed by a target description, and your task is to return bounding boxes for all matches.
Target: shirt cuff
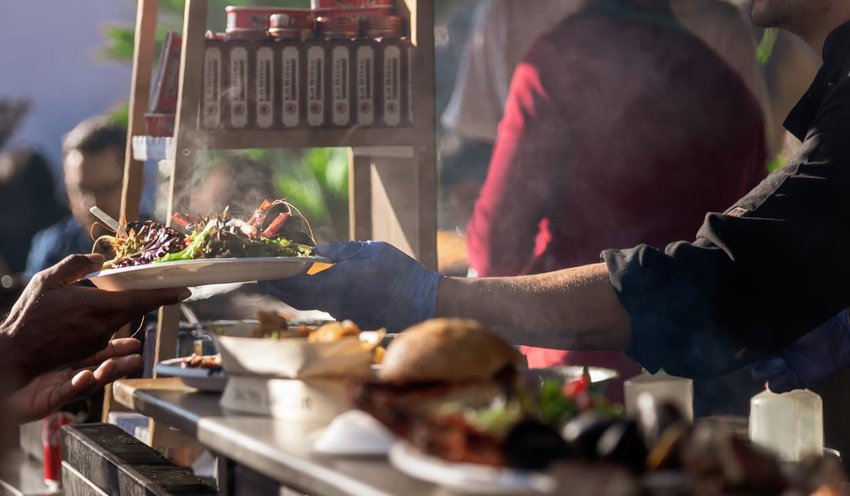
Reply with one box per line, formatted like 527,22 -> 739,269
602,244 -> 746,379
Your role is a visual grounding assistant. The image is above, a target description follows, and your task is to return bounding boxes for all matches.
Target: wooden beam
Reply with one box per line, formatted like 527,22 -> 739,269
120,0 -> 159,222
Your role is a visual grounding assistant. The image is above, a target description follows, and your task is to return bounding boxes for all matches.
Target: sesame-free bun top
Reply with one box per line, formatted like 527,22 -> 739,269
378,318 -> 520,384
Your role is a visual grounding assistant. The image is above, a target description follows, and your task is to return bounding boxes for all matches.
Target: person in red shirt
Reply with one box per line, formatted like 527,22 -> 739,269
466,0 -> 768,394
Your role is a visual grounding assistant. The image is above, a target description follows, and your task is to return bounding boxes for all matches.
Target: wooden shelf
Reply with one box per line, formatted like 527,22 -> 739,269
117,0 -> 437,451
133,127 -> 420,161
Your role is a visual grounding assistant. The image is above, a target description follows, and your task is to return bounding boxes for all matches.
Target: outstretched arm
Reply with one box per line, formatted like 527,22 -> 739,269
437,263 -> 631,351
260,242 -> 631,350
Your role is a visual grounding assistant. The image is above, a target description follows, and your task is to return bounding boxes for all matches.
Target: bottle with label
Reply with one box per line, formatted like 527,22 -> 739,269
749,388 -> 823,462
623,370 -> 693,422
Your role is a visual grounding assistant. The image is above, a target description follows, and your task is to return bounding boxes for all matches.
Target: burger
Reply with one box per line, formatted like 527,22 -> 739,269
353,318 -> 572,469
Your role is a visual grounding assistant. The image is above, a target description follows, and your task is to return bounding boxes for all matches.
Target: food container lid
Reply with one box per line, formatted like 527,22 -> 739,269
226,6 -> 310,31
226,6 -> 310,14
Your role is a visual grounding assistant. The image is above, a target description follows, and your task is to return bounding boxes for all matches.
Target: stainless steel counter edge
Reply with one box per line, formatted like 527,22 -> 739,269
131,389 -> 440,496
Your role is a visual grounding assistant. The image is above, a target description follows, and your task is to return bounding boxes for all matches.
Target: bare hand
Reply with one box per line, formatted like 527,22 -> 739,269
0,254 -> 189,383
6,338 -> 144,423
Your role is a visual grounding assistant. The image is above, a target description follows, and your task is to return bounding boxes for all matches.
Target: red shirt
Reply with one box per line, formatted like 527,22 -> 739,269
466,5 -> 767,385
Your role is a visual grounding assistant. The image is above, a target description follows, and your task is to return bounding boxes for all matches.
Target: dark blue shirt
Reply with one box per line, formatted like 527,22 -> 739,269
25,216 -> 93,279
603,21 -> 850,379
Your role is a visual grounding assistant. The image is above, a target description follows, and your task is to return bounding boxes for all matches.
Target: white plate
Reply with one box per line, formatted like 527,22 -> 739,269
154,358 -> 227,392
388,441 -> 556,495
86,256 -> 329,291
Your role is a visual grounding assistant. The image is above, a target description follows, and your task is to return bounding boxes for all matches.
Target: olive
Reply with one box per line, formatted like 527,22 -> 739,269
597,420 -> 648,474
504,419 -> 574,470
561,412 -> 617,459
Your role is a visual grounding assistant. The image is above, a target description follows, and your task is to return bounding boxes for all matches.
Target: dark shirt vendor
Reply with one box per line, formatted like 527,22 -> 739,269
260,0 -> 850,391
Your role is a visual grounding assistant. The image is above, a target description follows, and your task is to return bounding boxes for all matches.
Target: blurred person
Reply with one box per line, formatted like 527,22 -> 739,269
462,0 -> 767,403
0,148 -> 67,279
259,0 -> 850,392
26,116 -> 126,278
440,0 -> 773,228
189,159 -> 276,218
727,0 -> 822,157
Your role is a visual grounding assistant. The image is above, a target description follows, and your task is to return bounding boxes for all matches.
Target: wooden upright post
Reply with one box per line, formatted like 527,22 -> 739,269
120,0 -> 160,222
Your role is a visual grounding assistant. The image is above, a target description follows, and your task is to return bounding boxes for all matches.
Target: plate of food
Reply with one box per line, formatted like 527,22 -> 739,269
155,354 -> 228,392
85,199 -> 332,290
87,256 -> 329,291
389,441 -> 556,495
354,319 -> 573,494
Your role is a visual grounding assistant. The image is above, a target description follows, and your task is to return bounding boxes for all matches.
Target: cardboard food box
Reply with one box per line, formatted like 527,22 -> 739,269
219,376 -> 351,422
213,334 -> 374,379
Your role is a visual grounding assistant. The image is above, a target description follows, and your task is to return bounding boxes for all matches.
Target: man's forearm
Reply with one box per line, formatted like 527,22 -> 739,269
436,262 -> 632,350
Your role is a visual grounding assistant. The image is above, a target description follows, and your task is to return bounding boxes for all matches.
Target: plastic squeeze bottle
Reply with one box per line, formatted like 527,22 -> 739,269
624,370 -> 693,422
749,387 -> 823,462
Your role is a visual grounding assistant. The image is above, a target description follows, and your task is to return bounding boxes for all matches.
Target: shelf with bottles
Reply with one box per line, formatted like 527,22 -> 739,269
141,1 -> 422,148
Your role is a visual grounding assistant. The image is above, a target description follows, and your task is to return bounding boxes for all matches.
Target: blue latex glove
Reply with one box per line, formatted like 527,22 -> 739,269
752,310 -> 850,393
259,241 -> 443,331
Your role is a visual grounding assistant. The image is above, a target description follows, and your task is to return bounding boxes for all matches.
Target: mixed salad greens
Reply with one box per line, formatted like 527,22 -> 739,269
93,199 -> 315,270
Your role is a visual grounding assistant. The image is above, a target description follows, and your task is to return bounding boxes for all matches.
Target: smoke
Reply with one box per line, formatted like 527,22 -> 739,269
154,132 -> 278,221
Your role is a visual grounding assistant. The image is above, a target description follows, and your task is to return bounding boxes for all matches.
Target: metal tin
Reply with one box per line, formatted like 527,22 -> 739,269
316,16 -> 360,40
270,11 -> 314,30
311,0 -> 394,9
226,6 -> 309,32
362,15 -> 403,38
269,11 -> 316,41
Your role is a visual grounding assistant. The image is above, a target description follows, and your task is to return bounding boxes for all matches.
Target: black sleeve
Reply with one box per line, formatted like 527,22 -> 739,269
603,80 -> 850,379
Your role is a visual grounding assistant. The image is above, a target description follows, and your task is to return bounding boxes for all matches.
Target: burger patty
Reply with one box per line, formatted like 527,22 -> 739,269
353,379 -> 508,466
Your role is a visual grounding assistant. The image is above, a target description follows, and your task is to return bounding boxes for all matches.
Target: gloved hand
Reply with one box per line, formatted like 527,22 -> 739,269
259,241 -> 444,331
752,310 -> 850,393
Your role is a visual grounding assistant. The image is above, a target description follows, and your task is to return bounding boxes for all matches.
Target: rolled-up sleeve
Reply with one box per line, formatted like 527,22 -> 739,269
603,79 -> 850,379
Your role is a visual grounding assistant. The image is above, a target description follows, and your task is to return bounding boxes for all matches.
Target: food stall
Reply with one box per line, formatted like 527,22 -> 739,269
46,0 -> 850,495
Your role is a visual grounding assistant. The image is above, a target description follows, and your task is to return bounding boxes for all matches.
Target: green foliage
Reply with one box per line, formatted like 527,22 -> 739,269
107,102 -> 130,128
275,148 -> 349,242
